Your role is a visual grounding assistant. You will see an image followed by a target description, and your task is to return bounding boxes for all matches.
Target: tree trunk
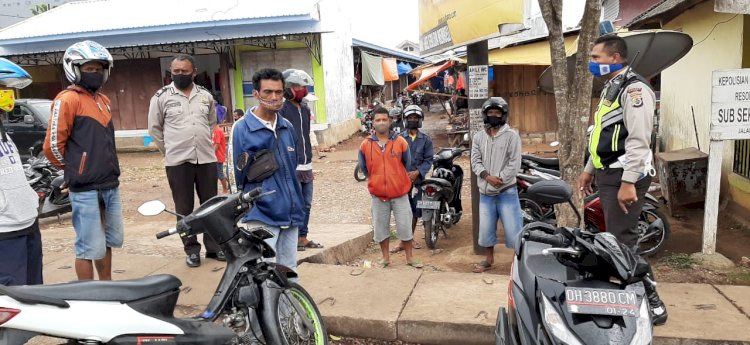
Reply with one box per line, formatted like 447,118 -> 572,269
539,0 -> 601,227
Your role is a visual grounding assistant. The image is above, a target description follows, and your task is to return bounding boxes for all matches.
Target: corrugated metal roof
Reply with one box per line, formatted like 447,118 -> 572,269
0,0 -> 319,42
352,39 -> 428,64
626,0 -> 708,28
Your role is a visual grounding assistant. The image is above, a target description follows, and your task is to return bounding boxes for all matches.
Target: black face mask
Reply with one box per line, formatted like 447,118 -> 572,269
485,116 -> 506,128
172,74 -> 193,90
407,120 -> 421,129
79,72 -> 104,91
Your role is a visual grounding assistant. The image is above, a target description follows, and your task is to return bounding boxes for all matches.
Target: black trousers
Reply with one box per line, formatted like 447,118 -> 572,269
595,168 -> 651,249
166,162 -> 220,255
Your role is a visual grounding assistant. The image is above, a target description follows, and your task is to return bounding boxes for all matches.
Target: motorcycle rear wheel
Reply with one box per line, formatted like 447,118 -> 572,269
424,210 -> 440,250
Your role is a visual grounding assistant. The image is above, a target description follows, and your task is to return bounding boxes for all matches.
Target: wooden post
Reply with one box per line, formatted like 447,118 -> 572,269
467,41 -> 489,255
701,139 -> 724,254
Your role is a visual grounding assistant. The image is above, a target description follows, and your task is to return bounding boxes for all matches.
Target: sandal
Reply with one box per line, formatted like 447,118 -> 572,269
390,246 -> 404,254
304,240 -> 324,249
377,259 -> 390,268
472,260 -> 493,273
413,241 -> 422,250
407,260 -> 424,269
297,245 -> 306,252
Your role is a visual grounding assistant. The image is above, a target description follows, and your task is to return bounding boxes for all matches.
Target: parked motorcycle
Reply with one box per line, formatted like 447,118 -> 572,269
515,173 -> 670,257
419,140 -> 468,249
496,179 -> 656,345
0,188 -> 328,345
23,149 -> 71,219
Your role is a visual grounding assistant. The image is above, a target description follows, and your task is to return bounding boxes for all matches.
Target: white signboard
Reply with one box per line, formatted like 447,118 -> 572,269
468,65 -> 488,100
469,108 -> 484,136
710,69 -> 750,140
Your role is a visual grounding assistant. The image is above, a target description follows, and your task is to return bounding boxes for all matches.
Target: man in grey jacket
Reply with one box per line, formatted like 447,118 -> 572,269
0,60 -> 42,286
470,97 -> 522,273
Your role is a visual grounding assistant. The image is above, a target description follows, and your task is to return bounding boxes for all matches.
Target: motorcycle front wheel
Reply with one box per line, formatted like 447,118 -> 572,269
262,282 -> 328,345
636,209 -> 671,257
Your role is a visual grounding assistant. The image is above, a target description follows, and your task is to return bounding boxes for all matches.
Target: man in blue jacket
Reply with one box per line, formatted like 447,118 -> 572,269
232,68 -> 304,273
392,105 -> 433,252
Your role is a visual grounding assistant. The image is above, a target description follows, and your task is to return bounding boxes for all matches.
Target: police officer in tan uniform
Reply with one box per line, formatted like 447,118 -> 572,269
577,35 -> 667,325
148,54 -> 222,267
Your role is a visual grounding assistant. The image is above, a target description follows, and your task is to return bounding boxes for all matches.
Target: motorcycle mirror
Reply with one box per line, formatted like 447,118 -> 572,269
550,141 -> 560,147
138,200 -> 167,216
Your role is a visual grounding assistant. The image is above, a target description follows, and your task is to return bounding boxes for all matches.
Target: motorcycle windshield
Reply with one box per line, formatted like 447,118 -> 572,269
591,233 -> 640,282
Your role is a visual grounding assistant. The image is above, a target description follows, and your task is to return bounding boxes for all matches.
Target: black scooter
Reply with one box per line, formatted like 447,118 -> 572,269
418,146 -> 467,249
496,180 -> 656,345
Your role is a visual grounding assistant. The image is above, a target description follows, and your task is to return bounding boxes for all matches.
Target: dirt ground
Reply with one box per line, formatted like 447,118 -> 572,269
37,110 -> 750,284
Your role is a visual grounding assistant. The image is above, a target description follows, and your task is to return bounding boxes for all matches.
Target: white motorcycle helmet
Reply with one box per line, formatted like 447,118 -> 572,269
282,69 -> 313,100
62,40 -> 114,85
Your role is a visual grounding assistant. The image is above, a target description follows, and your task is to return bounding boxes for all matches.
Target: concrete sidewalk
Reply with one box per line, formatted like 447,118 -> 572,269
35,221 -> 750,345
298,263 -> 750,345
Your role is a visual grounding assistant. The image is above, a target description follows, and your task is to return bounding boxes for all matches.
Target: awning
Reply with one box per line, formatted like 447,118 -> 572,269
397,62 -> 413,75
361,52 -> 385,86
487,35 -> 578,65
0,0 -> 323,56
406,60 -> 455,91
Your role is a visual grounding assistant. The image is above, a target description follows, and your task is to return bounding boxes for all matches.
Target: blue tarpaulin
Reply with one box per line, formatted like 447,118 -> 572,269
397,62 -> 413,75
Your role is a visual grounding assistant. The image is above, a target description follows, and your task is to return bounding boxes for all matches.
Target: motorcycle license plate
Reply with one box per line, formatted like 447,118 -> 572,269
565,287 -> 640,317
417,200 -> 441,210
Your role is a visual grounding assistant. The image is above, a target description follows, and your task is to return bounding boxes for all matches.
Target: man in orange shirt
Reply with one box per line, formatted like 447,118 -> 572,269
358,107 -> 422,269
212,125 -> 228,194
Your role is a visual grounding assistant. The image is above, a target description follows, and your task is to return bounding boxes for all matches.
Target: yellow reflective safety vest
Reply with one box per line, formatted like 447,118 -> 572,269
588,74 -> 647,169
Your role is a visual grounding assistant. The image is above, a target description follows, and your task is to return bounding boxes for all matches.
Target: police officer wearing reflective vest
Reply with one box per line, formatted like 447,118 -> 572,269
576,35 -> 667,325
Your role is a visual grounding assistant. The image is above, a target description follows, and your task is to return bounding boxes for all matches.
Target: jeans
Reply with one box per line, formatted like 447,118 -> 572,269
298,180 -> 313,238
0,221 -> 43,286
69,187 -> 124,260
244,221 -> 299,274
478,187 -> 523,249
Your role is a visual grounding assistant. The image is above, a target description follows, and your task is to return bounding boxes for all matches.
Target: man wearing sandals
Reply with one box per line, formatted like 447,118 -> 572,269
471,97 -> 523,273
358,107 -> 423,268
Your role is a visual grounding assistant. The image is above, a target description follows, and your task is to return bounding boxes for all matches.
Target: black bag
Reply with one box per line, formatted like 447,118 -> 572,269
244,148 -> 278,183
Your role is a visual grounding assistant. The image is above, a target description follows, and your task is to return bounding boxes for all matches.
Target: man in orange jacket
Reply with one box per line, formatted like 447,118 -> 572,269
358,107 -> 422,269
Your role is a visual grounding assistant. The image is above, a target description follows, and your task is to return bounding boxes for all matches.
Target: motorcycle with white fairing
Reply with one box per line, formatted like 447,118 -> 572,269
0,188 -> 327,345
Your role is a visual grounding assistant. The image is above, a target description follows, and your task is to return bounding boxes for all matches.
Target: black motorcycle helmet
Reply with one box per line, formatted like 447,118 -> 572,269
481,97 -> 509,126
403,105 -> 424,129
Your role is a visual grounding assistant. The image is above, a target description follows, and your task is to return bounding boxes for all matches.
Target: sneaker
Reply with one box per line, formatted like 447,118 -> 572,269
650,302 -> 668,326
206,251 -> 226,262
186,253 -> 201,268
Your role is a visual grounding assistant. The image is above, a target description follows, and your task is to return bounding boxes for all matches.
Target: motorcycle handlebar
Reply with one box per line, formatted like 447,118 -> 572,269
241,187 -> 264,203
156,227 -> 177,240
524,231 -> 569,247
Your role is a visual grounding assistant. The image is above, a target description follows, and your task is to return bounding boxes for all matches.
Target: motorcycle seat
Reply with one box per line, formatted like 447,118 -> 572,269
517,173 -> 544,185
1,274 -> 182,306
521,155 -> 560,168
423,177 -> 452,188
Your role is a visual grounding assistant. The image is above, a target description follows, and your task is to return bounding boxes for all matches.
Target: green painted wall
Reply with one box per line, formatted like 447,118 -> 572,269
311,51 -> 327,123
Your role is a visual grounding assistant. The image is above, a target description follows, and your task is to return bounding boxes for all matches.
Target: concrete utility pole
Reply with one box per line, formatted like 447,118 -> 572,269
467,41 -> 489,254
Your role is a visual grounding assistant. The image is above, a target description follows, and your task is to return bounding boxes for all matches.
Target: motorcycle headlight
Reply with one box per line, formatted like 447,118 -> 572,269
541,295 -> 584,345
629,298 -> 653,345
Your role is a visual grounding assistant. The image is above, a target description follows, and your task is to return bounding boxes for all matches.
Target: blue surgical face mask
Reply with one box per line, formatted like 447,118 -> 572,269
588,62 -> 624,77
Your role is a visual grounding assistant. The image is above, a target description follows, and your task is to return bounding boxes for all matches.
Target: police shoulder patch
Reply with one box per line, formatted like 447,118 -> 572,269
627,88 -> 643,108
